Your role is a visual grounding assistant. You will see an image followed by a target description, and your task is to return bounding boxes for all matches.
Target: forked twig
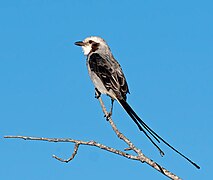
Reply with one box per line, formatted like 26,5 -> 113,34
4,96 -> 181,180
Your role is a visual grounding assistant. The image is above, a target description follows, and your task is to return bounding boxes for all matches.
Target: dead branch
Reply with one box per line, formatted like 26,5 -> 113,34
4,96 -> 181,180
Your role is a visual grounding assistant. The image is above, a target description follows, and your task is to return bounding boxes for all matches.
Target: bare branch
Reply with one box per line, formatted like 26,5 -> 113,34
53,143 -> 80,163
96,96 -> 181,180
4,136 -> 139,161
4,96 -> 182,180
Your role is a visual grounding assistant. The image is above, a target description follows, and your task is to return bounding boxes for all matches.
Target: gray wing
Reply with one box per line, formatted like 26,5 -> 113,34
88,53 -> 129,100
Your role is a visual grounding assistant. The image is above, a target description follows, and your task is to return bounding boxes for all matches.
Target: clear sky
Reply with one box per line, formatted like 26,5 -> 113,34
1,0 -> 212,179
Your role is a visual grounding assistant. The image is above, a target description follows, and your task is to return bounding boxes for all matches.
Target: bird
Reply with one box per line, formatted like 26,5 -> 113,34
74,36 -> 200,169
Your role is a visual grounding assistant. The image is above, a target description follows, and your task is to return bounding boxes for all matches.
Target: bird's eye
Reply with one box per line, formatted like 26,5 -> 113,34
89,40 -> 93,44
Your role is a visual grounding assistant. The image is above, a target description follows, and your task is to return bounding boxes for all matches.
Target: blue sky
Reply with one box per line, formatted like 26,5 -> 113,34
1,0 -> 212,179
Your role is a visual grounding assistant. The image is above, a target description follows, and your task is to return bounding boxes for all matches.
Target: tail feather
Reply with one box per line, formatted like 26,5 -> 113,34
118,99 -> 164,156
118,99 -> 200,169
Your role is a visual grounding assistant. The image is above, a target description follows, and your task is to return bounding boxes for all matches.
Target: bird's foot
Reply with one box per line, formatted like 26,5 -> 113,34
95,93 -> 101,99
104,112 -> 112,121
95,88 -> 101,99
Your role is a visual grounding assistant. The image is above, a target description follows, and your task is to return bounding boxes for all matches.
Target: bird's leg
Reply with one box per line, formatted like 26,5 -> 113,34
105,99 -> 114,121
109,98 -> 114,116
95,88 -> 101,99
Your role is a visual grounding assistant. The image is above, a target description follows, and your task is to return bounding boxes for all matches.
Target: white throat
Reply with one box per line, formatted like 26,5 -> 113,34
82,45 -> 92,56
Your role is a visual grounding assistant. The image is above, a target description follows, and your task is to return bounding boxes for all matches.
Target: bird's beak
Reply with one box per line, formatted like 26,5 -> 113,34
74,41 -> 85,46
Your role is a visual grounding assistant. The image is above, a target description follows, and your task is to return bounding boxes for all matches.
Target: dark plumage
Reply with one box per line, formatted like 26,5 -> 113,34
89,53 -> 129,101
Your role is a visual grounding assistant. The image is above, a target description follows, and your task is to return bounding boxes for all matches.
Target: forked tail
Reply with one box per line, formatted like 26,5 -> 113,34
118,99 -> 200,169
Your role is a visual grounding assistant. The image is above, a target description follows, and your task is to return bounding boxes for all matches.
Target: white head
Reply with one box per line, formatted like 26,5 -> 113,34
75,36 -> 110,56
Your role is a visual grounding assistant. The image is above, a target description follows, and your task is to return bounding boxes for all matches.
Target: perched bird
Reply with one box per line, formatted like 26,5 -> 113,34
75,36 -> 200,169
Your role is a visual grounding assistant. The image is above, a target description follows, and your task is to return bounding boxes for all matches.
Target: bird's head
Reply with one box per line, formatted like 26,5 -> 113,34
75,36 -> 110,56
